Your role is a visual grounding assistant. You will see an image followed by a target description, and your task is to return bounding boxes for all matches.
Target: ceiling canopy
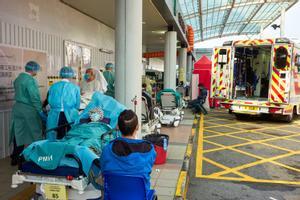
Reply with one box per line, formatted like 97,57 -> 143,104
179,0 -> 299,42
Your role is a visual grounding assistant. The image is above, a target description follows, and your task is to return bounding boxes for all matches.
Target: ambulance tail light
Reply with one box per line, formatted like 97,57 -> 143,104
223,104 -> 231,109
269,107 -> 282,114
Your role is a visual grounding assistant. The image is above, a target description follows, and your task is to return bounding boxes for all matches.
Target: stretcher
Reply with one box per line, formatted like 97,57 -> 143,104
156,89 -> 184,127
11,121 -> 118,200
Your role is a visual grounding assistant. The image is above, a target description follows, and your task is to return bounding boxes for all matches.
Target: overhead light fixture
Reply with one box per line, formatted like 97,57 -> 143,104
99,48 -> 113,54
151,30 -> 166,34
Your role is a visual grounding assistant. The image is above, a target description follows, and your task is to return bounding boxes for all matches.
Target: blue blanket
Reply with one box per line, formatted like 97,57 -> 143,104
22,122 -> 118,176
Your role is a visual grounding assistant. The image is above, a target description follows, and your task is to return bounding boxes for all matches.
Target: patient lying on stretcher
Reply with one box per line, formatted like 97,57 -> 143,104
21,92 -> 126,179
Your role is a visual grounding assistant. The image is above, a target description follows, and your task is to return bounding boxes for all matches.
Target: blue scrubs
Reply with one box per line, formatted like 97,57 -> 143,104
100,137 -> 156,192
47,80 -> 80,138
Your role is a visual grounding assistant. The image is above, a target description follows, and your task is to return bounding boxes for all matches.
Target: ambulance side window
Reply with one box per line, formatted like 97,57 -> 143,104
275,47 -> 288,69
218,49 -> 228,66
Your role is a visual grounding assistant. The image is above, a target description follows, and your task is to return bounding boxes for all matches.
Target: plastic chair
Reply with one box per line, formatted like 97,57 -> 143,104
103,172 -> 156,200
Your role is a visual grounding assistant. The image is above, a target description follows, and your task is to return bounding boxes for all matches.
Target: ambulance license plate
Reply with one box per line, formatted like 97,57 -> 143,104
243,106 -> 258,111
44,184 -> 67,200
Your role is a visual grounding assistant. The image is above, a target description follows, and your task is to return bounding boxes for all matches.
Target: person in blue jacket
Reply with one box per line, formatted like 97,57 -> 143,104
100,109 -> 156,193
47,66 -> 80,140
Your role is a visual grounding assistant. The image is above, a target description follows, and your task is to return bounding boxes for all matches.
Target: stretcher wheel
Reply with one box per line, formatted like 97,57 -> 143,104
173,121 -> 180,127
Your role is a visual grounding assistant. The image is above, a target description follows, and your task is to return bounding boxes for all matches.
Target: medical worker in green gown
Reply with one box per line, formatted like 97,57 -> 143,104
47,66 -> 80,140
103,63 -> 115,98
10,61 -> 42,165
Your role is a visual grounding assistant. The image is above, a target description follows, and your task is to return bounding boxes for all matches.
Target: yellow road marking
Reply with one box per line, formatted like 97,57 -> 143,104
203,157 -> 254,179
175,171 -> 187,197
183,174 -> 190,199
204,132 -> 300,154
196,114 -> 204,177
198,175 -> 300,185
186,143 -> 193,157
211,150 -> 300,177
195,110 -> 300,185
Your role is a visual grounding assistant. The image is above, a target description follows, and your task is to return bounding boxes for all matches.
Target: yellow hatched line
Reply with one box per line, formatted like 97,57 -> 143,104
204,122 -> 297,140
204,127 -> 273,139
203,140 -> 300,180
198,175 -> 300,186
204,138 -> 300,176
203,122 -> 248,129
211,150 -> 300,177
195,114 -> 204,177
204,131 -> 300,154
203,157 -> 254,179
204,129 -> 297,154
197,111 -> 300,184
251,129 -> 300,144
204,129 -> 246,139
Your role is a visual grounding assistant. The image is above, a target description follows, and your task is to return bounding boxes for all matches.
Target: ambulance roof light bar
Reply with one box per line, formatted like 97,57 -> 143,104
275,38 -> 290,44
223,41 -> 233,46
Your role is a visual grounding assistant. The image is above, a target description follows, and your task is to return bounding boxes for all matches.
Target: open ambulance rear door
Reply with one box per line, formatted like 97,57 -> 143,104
269,44 -> 293,104
211,46 -> 233,99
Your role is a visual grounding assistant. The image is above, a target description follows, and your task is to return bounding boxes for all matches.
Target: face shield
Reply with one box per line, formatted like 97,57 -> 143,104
89,107 -> 104,122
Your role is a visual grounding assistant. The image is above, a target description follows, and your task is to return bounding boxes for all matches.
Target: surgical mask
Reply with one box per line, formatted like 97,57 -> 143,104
84,74 -> 90,81
90,113 -> 101,122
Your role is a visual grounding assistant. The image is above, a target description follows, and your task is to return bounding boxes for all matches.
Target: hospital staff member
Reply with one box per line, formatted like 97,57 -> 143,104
103,63 -> 115,98
47,66 -> 80,140
81,68 -> 107,95
10,61 -> 42,166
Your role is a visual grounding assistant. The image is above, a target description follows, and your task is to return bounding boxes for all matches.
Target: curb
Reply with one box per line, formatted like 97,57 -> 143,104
174,115 -> 200,200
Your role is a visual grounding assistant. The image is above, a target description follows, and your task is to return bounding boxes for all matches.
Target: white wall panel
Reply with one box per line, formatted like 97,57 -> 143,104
0,0 -> 115,158
0,110 -> 12,159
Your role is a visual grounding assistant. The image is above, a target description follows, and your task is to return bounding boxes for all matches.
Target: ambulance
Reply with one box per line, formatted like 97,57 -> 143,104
211,38 -> 300,121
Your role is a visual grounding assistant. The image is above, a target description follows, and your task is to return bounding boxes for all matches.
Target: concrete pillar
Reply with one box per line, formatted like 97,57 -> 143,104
178,48 -> 187,84
186,53 -> 193,83
164,31 -> 177,90
280,7 -> 285,37
115,0 -> 143,135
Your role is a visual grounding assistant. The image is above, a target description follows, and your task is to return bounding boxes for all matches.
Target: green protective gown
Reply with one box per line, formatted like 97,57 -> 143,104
103,70 -> 115,98
10,72 -> 42,146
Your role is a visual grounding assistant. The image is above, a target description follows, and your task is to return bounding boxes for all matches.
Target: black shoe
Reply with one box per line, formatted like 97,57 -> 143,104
11,157 -> 18,166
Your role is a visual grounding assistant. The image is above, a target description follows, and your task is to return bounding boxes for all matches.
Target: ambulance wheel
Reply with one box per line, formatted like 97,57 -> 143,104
283,112 -> 294,123
235,114 -> 248,120
173,121 -> 180,127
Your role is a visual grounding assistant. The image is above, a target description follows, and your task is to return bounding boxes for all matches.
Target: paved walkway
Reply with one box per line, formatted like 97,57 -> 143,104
0,157 -> 33,200
0,109 -> 194,200
151,109 -> 194,200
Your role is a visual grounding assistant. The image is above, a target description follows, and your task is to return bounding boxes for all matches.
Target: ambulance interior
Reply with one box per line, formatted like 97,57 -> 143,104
232,46 -> 272,101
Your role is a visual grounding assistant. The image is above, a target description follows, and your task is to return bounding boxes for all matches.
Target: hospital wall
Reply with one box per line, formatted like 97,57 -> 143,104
0,0 -> 115,158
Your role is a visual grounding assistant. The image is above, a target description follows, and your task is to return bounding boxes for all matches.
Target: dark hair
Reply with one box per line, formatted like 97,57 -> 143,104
142,83 -> 147,88
118,110 -> 138,136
